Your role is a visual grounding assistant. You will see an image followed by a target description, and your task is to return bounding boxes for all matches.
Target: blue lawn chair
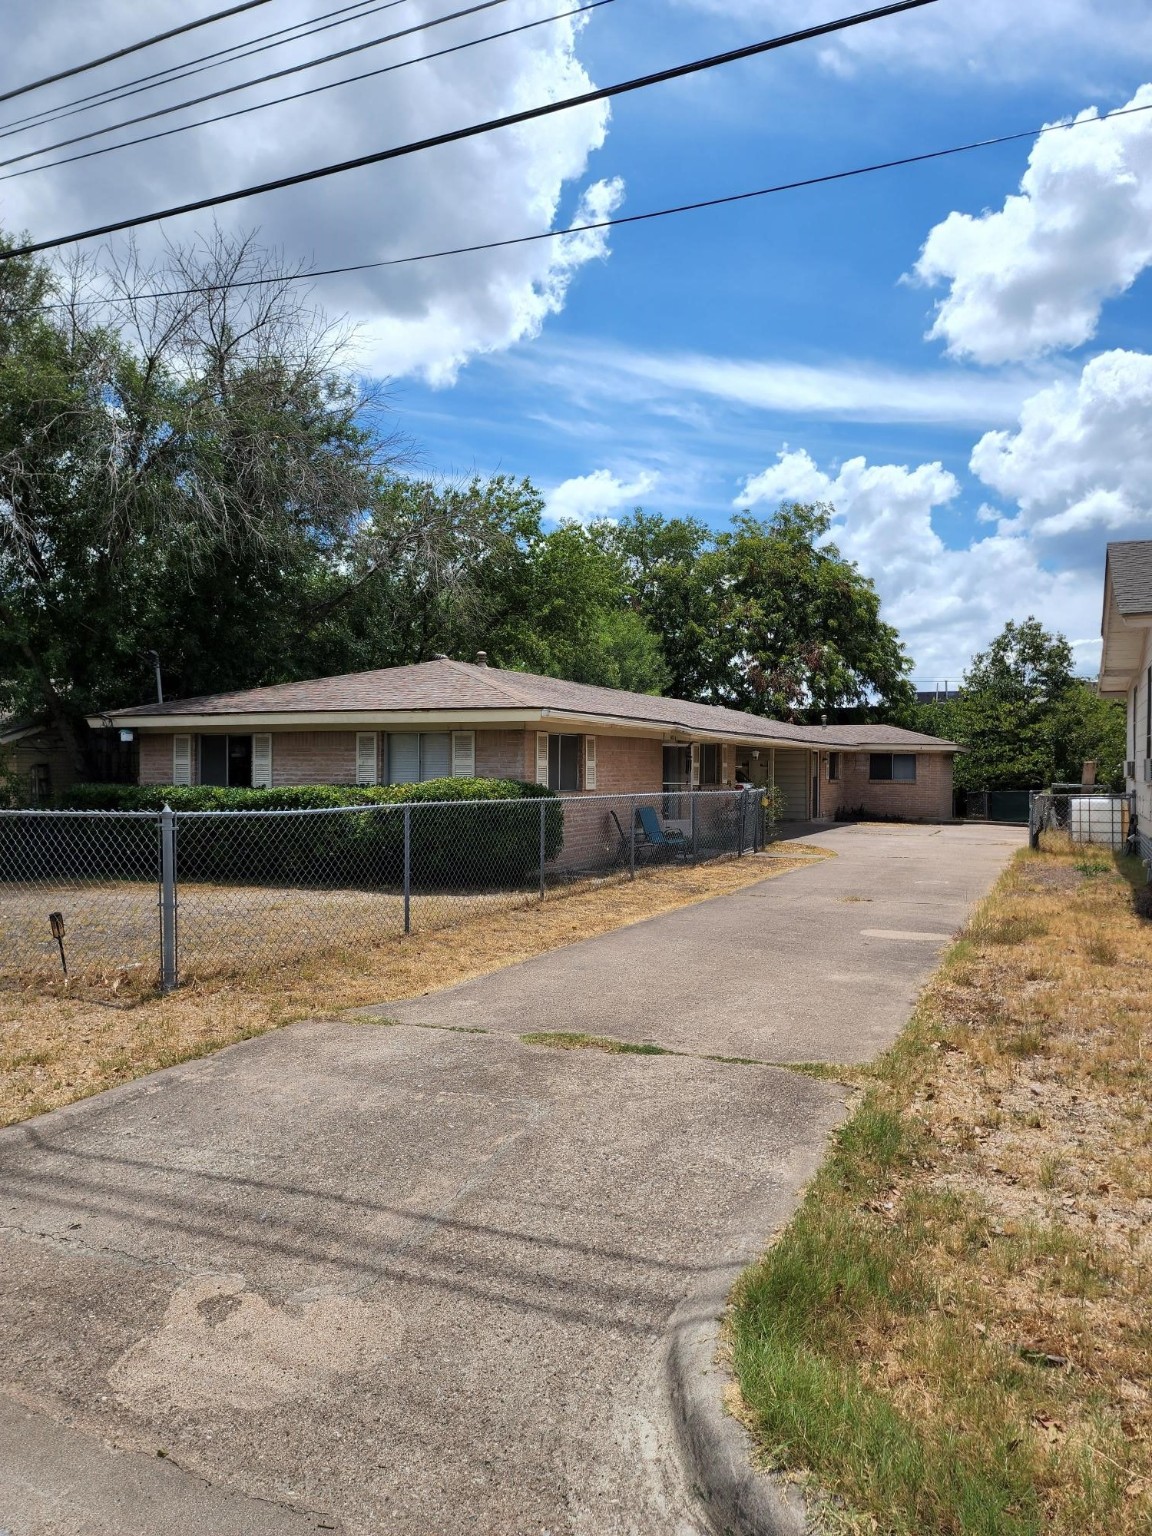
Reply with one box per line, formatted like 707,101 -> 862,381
635,804 -> 690,860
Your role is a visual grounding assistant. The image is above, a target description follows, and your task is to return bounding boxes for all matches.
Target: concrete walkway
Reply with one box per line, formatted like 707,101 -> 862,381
0,823 -> 1023,1536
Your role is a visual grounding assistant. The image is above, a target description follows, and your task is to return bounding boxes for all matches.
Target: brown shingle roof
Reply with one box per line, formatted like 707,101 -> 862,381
103,659 -> 958,749
1106,539 -> 1152,617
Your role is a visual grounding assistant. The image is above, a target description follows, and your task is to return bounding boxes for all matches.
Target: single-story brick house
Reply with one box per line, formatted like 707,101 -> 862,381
1099,538 -> 1152,861
90,658 -> 959,821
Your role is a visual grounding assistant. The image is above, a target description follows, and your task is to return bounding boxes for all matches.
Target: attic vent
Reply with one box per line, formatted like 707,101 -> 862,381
475,651 -> 488,667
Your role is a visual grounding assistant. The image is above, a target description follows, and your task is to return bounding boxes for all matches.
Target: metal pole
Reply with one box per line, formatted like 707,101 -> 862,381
736,789 -> 744,856
539,798 -> 547,901
629,796 -> 637,880
403,804 -> 411,934
160,803 -> 177,992
690,790 -> 698,862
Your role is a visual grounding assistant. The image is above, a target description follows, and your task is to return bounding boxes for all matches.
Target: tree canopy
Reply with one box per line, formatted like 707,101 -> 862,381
2,227 -> 920,782
916,619 -> 1125,791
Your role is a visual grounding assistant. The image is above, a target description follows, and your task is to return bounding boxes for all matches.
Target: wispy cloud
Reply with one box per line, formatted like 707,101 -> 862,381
507,337 -> 1051,427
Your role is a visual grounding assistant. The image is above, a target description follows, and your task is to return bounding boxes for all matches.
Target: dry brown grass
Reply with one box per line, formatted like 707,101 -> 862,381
732,841 -> 1152,1535
0,849 -> 824,1128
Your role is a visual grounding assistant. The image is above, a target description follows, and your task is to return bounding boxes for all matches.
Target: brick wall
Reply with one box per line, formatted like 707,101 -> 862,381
476,729 -> 532,781
592,735 -> 663,793
270,731 -> 358,786
139,733 -> 184,785
826,750 -> 954,821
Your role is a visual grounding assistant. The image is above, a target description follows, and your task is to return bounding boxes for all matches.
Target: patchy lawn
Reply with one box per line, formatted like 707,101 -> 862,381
0,847 -> 825,1128
730,840 -> 1151,1536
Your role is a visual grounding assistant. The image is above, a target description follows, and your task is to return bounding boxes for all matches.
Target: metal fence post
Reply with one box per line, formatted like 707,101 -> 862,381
736,788 -> 744,856
629,796 -> 637,879
539,798 -> 547,901
690,791 -> 698,862
403,804 -> 411,935
159,803 -> 177,993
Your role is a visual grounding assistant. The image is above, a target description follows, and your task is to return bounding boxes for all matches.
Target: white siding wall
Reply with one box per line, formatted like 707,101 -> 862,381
1130,628 -> 1152,860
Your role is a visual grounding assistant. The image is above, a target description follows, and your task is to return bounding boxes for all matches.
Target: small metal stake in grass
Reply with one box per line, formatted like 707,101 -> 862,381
49,911 -> 68,978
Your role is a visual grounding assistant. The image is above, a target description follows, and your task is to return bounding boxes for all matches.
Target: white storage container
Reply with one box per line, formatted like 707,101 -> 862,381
1067,795 -> 1126,848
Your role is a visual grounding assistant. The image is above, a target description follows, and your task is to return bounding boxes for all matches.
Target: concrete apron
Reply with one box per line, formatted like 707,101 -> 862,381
0,823 -> 1023,1535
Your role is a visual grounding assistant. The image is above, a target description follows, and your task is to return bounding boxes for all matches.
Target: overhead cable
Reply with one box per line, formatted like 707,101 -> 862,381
0,0 -> 280,107
0,0 -> 517,173
0,1 -> 609,185
0,0 -> 399,142
0,0 -> 940,261
47,97 -> 1152,305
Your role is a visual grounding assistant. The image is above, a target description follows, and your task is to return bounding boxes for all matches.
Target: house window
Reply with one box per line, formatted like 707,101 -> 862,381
387,731 -> 457,785
547,733 -> 581,792
827,752 -> 841,782
200,734 -> 253,787
870,753 -> 916,783
699,743 -> 722,786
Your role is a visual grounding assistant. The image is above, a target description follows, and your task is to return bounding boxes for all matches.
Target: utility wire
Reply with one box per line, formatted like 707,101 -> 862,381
0,1 -> 609,185
0,0 -> 939,261
0,0 -> 280,107
0,0 -> 398,142
0,0 -> 514,173
45,97 -> 1152,306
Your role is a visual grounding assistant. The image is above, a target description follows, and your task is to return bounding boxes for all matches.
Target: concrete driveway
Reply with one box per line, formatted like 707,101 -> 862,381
0,822 -> 1023,1536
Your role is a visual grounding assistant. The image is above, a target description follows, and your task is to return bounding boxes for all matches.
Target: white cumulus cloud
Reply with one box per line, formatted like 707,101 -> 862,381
914,85 -> 1152,364
735,447 -> 1099,678
970,349 -> 1152,537
546,467 -> 659,524
0,0 -> 619,384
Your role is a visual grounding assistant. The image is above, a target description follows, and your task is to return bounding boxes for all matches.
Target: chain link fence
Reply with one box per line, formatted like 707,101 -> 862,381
0,787 -> 767,991
1028,790 -> 1134,853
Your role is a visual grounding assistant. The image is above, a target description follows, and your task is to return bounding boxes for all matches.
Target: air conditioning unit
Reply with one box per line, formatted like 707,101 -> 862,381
1126,760 -> 1137,779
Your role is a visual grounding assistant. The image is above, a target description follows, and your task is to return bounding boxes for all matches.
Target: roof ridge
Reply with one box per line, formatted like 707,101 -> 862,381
439,658 -> 538,706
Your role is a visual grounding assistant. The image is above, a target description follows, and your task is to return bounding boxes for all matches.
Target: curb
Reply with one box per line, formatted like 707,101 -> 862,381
667,1310 -> 809,1536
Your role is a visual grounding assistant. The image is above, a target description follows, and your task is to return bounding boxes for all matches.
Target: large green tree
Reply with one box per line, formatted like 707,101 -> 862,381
917,618 -> 1126,791
0,231 -> 409,767
599,502 -> 912,716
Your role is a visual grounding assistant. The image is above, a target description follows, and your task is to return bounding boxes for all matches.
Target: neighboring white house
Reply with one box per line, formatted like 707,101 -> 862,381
1099,540 -> 1152,862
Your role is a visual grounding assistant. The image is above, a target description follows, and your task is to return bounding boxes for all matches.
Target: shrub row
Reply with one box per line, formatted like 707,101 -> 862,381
5,778 -> 564,889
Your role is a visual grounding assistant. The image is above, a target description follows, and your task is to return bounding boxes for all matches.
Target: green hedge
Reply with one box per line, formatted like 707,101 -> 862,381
6,779 -> 563,889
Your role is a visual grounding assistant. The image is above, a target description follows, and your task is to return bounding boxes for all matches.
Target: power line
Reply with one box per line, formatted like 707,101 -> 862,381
47,96 -> 1152,307
0,1 -> 608,185
0,0 -> 280,107
0,0 -> 514,174
0,0 -> 397,143
0,0 -> 939,262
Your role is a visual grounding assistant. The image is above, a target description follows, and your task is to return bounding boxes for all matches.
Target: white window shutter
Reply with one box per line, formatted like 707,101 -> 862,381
252,733 -> 273,789
690,742 -> 701,787
172,734 -> 192,786
356,732 -> 378,785
584,736 -> 597,791
536,731 -> 550,787
722,744 -> 730,784
452,730 -> 476,778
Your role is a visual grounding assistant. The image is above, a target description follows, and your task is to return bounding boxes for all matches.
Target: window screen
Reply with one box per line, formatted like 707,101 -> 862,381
870,753 -> 916,782
827,752 -> 841,782
421,733 -> 451,780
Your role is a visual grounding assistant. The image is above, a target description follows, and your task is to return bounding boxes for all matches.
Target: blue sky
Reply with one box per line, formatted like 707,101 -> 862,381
5,0 -> 1152,684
